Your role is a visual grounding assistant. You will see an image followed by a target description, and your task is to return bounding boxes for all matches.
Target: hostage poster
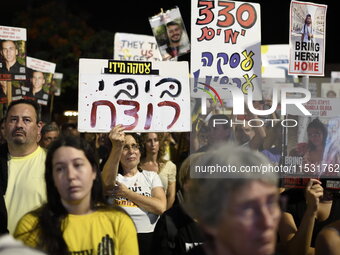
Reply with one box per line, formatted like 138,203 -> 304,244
288,1 -> 327,76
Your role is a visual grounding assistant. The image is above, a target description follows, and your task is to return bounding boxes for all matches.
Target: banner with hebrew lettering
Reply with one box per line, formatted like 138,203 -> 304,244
191,0 -> 262,108
78,58 -> 190,132
114,33 -> 162,61
288,1 -> 327,76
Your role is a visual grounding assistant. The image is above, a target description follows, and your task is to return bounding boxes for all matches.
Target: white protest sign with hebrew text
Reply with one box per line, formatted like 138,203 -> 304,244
191,0 -> 262,104
78,59 -> 190,132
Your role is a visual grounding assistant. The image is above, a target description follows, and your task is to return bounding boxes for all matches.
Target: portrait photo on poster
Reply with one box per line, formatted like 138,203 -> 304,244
149,6 -> 190,60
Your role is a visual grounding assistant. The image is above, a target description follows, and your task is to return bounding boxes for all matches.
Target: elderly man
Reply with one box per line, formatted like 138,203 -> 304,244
39,122 -> 60,149
2,99 -> 46,233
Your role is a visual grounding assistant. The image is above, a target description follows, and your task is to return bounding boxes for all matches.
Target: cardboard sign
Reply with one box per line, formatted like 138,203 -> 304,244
114,33 -> 162,62
78,58 -> 190,132
191,0 -> 263,110
288,1 -> 327,76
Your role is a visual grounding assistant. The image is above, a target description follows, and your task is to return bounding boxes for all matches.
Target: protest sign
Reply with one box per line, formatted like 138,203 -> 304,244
114,32 -> 161,61
261,44 -> 290,78
0,25 -> 26,81
22,56 -> 56,105
191,0 -> 262,117
51,72 -> 63,96
149,6 -> 190,60
331,71 -> 340,83
288,1 -> 327,76
282,116 -> 340,188
78,58 -> 190,132
321,83 -> 340,98
287,98 -> 340,118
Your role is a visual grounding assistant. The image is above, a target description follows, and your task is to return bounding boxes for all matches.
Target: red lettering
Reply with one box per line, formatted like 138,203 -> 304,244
197,27 -> 215,41
197,1 -> 215,25
224,29 -> 239,44
91,100 -> 116,128
144,103 -> 153,130
157,101 -> 180,129
294,62 -> 319,72
117,100 -> 140,130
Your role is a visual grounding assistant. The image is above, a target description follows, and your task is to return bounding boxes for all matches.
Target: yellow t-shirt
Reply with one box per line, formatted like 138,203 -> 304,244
4,146 -> 47,233
14,209 -> 139,255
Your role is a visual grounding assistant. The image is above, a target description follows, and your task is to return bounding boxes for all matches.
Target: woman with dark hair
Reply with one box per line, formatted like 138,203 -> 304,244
140,132 -> 177,209
102,125 -> 166,255
289,118 -> 328,169
303,118 -> 328,166
14,136 -> 138,255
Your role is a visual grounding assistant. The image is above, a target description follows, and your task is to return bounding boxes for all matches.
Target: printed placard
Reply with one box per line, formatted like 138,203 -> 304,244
0,25 -> 27,81
114,32 -> 161,61
78,58 -> 190,132
287,98 -> 340,118
288,1 -> 327,76
282,117 -> 340,188
22,57 -> 56,105
191,0 -> 263,113
321,83 -> 340,98
149,6 -> 190,60
26,56 -> 56,73
51,72 -> 63,96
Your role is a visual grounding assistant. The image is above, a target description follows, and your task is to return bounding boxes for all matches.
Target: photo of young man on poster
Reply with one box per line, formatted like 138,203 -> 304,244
0,40 -> 25,75
165,20 -> 190,58
301,14 -> 313,43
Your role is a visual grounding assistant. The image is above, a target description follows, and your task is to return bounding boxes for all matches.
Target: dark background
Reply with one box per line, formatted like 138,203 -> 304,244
0,0 -> 337,119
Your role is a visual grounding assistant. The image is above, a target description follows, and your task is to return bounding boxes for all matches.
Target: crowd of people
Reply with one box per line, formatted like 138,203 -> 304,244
0,98 -> 340,255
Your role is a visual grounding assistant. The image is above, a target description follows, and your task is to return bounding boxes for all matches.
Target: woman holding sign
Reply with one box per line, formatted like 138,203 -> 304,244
102,125 -> 166,255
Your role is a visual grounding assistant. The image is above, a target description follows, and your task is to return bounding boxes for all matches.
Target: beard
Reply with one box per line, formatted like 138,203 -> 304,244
170,34 -> 181,43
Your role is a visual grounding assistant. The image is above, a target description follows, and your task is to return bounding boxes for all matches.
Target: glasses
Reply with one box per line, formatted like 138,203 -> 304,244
123,143 -> 140,152
308,132 -> 322,138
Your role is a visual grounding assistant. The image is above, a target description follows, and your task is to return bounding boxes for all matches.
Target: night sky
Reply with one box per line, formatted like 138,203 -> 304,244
0,0 -> 338,62
74,0 -> 339,64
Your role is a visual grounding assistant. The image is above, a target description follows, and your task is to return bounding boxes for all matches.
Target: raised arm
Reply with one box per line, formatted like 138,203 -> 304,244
101,125 -> 125,188
278,179 -> 323,255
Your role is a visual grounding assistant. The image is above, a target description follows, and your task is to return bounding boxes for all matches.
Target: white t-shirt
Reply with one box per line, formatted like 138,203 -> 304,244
111,170 -> 163,233
301,24 -> 313,42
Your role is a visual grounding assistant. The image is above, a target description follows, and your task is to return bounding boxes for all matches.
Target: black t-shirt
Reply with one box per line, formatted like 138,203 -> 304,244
0,61 -> 25,74
281,188 -> 340,247
151,204 -> 204,255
